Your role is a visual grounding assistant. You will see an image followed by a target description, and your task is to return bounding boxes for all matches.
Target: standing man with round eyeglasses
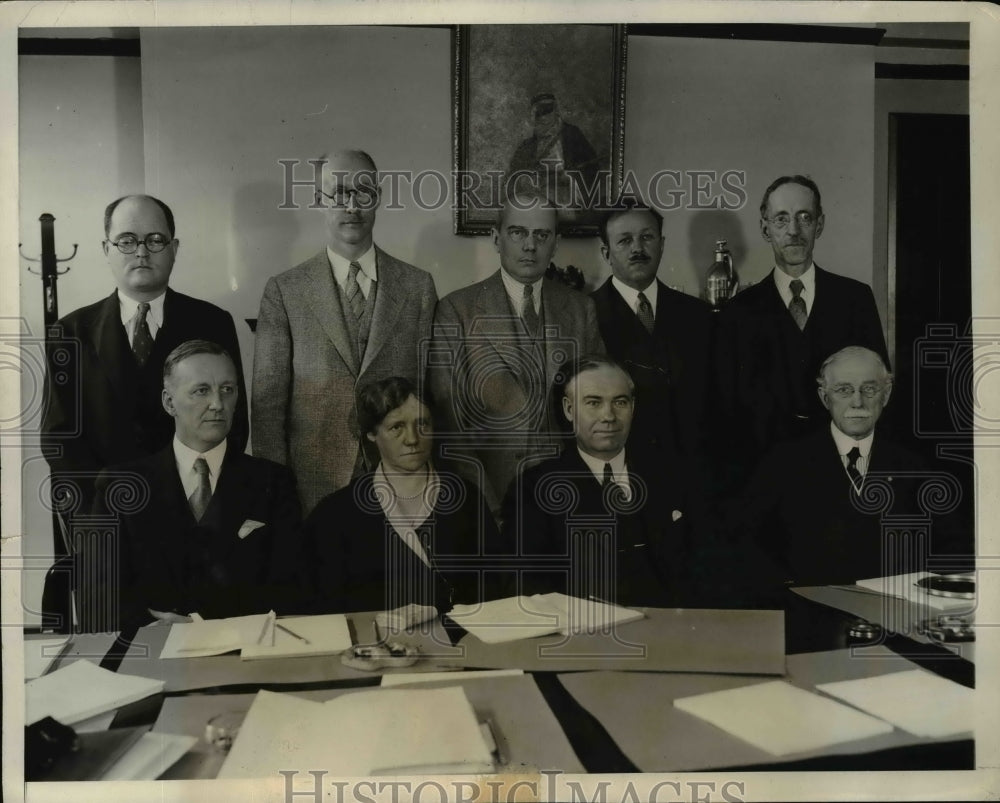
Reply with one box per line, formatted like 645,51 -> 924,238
713,175 -> 889,493
252,149 -> 437,515
41,194 -> 248,630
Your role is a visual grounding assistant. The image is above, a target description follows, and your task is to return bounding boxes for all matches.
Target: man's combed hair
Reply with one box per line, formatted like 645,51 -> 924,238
816,345 -> 893,387
598,198 -> 663,248
104,194 -> 177,238
163,340 -> 233,386
759,174 -> 823,219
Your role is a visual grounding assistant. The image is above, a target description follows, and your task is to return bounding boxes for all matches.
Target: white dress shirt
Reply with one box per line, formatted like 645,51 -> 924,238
829,421 -> 874,481
173,435 -> 227,498
500,268 -> 543,317
611,277 -> 658,319
118,290 -> 165,346
577,447 -> 631,501
773,263 -> 816,318
327,244 -> 378,299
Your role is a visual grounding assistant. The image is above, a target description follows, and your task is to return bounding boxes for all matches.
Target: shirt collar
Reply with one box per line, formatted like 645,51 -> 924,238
118,289 -> 166,327
173,434 -> 227,479
829,420 -> 875,459
611,277 -> 658,316
500,268 -> 544,309
327,244 -> 378,287
577,446 -> 627,484
773,262 -> 815,298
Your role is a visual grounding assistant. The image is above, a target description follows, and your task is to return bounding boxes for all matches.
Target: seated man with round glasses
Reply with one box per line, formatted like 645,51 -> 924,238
722,346 -> 972,601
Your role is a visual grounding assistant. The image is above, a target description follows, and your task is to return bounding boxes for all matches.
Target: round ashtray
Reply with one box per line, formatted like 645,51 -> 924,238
340,641 -> 421,671
847,620 -> 882,642
916,574 -> 975,599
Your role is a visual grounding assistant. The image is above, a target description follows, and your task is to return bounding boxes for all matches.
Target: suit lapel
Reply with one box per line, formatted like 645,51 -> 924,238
476,272 -> 534,385
303,251 -> 360,376
360,247 -> 405,375
539,280 -> 574,392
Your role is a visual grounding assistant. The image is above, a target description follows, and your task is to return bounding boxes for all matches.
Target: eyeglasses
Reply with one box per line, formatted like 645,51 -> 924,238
828,382 -> 885,399
317,187 -> 379,210
506,226 -> 553,244
766,211 -> 818,230
107,233 -> 172,254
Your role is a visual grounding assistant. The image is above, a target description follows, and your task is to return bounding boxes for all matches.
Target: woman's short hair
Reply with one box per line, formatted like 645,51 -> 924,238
356,376 -> 434,436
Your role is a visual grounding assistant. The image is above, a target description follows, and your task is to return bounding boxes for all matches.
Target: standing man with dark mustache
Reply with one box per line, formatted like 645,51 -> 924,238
591,200 -> 713,462
714,175 -> 889,492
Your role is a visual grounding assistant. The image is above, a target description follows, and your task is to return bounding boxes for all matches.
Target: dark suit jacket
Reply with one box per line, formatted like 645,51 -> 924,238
429,270 -> 605,512
714,266 -> 888,487
93,446 -> 302,627
728,427 -> 970,600
301,471 -> 502,613
42,288 -> 249,518
500,448 -> 711,607
252,248 -> 437,514
592,278 -> 713,457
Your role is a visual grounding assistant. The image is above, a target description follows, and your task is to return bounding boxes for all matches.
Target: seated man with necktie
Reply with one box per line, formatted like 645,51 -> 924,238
499,355 -> 709,608
727,345 -> 972,602
93,340 -> 303,628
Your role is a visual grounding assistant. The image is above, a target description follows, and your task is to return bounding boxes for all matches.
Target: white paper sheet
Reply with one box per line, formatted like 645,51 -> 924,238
240,614 -> 351,660
448,594 -> 643,644
674,680 -> 894,756
855,572 -> 974,612
218,686 -> 493,778
101,732 -> 198,780
816,669 -> 973,738
26,659 -> 165,726
24,637 -> 70,679
160,611 -> 275,659
381,669 -> 523,687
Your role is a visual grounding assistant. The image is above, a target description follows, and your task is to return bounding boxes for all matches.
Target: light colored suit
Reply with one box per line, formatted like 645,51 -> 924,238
252,247 -> 436,513
429,270 -> 605,511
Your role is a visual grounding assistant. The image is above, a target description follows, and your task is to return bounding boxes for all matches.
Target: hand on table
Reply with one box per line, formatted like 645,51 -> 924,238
375,603 -> 438,631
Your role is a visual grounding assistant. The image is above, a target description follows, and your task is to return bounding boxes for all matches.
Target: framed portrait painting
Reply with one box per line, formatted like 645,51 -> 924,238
452,24 -> 628,236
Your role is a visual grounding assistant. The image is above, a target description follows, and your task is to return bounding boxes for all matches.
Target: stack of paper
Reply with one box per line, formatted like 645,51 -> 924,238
855,572 -> 974,612
240,614 -> 351,660
816,669 -> 973,738
218,686 -> 494,777
160,612 -> 276,659
448,593 -> 644,644
26,660 -> 166,726
674,680 -> 893,756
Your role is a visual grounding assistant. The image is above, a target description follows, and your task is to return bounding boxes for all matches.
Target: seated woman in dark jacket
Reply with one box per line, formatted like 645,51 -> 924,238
302,376 -> 501,625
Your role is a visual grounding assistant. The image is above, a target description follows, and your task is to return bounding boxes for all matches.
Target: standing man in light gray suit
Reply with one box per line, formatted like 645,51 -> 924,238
253,150 -> 437,514
429,192 -> 605,514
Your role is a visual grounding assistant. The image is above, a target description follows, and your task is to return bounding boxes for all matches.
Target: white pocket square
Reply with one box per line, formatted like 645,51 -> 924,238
238,519 -> 266,539
671,510 -> 683,522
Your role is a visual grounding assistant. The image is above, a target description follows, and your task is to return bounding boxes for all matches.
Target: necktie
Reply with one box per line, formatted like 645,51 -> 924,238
521,283 -> 539,335
845,446 -> 863,490
345,261 -> 365,320
132,302 -> 154,366
788,279 -> 808,330
636,291 -> 655,335
188,457 -> 212,522
602,463 -> 615,487
602,462 -> 627,509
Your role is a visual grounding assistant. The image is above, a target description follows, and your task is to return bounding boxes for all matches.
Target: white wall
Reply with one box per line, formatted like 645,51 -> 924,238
18,54 -> 145,626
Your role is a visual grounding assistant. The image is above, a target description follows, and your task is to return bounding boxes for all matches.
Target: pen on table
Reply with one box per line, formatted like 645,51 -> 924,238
275,622 -> 311,644
588,594 -> 614,606
256,613 -> 275,646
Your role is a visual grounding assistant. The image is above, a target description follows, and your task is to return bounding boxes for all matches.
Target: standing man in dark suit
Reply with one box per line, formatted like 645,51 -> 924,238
715,175 -> 888,488
42,194 -> 248,525
729,346 -> 970,599
428,191 -> 605,514
252,149 -> 437,514
501,356 -> 707,607
591,201 -> 713,459
94,341 -> 302,628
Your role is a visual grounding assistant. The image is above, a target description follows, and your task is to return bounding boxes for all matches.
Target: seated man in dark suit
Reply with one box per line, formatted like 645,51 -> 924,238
591,200 -> 713,458
500,356 -> 708,608
93,340 -> 302,628
730,346 -> 972,602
